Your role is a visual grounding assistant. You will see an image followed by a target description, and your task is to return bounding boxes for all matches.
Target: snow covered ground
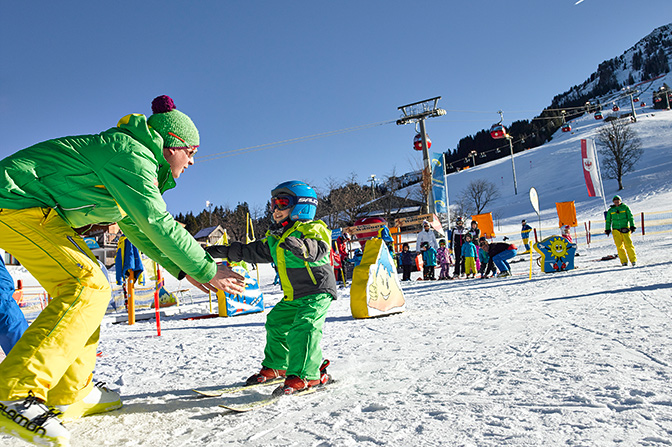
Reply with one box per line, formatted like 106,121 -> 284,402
2,82 -> 672,446
5,235 -> 672,446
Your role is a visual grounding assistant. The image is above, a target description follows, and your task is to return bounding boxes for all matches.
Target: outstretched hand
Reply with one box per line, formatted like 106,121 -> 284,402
186,263 -> 245,295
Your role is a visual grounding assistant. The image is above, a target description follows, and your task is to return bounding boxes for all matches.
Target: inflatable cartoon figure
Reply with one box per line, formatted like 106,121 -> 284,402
367,247 -> 404,313
351,238 -> 405,318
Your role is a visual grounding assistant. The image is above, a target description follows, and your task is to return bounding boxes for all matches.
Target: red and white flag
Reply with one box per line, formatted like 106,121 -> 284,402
581,139 -> 603,197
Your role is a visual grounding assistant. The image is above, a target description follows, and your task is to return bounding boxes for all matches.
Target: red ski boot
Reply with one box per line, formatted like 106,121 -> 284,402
245,367 -> 286,386
272,360 -> 331,396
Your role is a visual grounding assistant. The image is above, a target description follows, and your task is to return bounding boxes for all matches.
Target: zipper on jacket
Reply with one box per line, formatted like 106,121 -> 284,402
61,203 -> 97,216
304,261 -> 318,285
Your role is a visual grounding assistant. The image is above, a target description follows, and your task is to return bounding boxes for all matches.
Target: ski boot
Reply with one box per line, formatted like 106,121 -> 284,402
54,382 -> 122,422
272,360 -> 331,397
0,392 -> 70,447
245,367 -> 286,386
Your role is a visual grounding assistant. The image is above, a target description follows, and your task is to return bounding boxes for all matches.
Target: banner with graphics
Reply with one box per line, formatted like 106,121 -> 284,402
581,139 -> 603,198
431,152 -> 448,214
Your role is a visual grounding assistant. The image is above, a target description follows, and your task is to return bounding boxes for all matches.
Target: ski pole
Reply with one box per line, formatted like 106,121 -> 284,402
153,266 -> 162,337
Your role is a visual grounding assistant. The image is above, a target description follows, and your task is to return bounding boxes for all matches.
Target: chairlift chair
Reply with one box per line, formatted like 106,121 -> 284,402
561,123 -> 571,132
594,111 -> 603,120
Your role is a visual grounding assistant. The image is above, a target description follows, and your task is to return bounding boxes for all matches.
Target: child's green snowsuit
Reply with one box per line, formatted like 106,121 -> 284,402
206,220 -> 336,380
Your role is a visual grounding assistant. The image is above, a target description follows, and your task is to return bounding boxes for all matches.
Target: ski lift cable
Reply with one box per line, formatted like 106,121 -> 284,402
194,119 -> 396,163
195,90 -> 633,164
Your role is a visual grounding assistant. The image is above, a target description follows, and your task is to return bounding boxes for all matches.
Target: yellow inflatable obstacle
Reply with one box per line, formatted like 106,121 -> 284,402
351,238 -> 406,319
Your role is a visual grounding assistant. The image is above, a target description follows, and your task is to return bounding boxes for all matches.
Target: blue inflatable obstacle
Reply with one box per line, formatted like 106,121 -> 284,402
215,263 -> 264,317
534,236 -> 577,273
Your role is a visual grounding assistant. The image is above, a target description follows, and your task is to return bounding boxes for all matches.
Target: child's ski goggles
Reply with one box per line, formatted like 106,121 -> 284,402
270,195 -> 295,211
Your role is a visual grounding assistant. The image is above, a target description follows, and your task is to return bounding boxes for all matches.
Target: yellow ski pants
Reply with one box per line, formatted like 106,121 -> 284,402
0,208 -> 110,405
612,229 -> 637,265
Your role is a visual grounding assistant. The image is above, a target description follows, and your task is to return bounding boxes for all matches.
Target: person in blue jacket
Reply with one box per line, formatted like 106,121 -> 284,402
480,239 -> 518,277
520,220 -> 533,253
420,241 -> 437,280
352,249 -> 363,267
0,256 -> 28,355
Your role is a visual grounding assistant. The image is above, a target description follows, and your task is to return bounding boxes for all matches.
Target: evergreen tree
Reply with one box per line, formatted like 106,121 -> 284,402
183,212 -> 198,235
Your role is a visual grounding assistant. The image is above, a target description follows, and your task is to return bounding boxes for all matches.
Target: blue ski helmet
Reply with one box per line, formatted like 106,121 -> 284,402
271,180 -> 318,221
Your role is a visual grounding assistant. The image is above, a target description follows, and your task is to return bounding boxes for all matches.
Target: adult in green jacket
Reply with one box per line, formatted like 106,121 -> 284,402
0,96 -> 244,447
605,195 -> 637,266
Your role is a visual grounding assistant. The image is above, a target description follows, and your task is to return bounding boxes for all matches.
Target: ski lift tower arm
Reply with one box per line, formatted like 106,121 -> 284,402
396,97 -> 447,216
396,96 -> 446,125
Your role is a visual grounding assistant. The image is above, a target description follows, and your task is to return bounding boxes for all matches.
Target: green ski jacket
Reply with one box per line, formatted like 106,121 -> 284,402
605,203 -> 635,231
0,114 -> 216,282
206,220 -> 337,301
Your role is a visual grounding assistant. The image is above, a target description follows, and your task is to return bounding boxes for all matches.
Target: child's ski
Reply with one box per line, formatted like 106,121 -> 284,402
192,377 -> 284,397
219,380 -> 335,413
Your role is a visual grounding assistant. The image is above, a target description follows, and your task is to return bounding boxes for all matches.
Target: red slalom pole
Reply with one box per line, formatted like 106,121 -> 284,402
154,266 -> 162,337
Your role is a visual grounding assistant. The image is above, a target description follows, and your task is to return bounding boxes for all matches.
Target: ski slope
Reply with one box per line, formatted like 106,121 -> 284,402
2,81 -> 672,447
445,72 -> 672,237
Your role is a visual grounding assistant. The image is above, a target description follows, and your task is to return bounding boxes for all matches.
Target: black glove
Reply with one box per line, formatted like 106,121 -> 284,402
279,236 -> 308,258
605,230 -> 611,236
630,226 -> 636,233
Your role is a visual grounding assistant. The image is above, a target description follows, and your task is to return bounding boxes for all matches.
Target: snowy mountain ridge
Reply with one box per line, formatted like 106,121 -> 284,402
551,23 -> 672,108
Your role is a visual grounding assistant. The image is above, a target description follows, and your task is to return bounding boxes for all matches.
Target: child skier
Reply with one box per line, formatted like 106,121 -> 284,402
478,238 -> 496,278
206,181 -> 335,395
461,234 -> 478,278
399,243 -> 415,281
436,239 -> 453,280
561,225 -> 573,243
420,241 -> 437,280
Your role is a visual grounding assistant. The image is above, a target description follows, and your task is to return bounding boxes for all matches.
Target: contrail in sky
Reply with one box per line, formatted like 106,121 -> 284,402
575,0 -> 585,4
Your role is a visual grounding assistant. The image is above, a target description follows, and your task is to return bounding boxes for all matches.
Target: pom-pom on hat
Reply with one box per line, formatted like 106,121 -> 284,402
147,95 -> 200,149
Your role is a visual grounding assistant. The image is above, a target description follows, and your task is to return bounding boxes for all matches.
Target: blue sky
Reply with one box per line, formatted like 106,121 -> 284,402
1,1 -> 670,217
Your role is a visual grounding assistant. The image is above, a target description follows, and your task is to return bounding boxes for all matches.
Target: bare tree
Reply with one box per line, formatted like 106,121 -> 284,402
459,179 -> 499,216
317,173 -> 369,228
596,119 -> 643,190
376,168 -> 417,223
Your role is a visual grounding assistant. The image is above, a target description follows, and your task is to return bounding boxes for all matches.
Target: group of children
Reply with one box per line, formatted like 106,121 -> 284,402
399,229 -> 494,281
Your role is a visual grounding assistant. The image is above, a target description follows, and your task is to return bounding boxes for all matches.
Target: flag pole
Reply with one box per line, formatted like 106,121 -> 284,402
442,153 -> 451,229
592,139 -> 608,213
